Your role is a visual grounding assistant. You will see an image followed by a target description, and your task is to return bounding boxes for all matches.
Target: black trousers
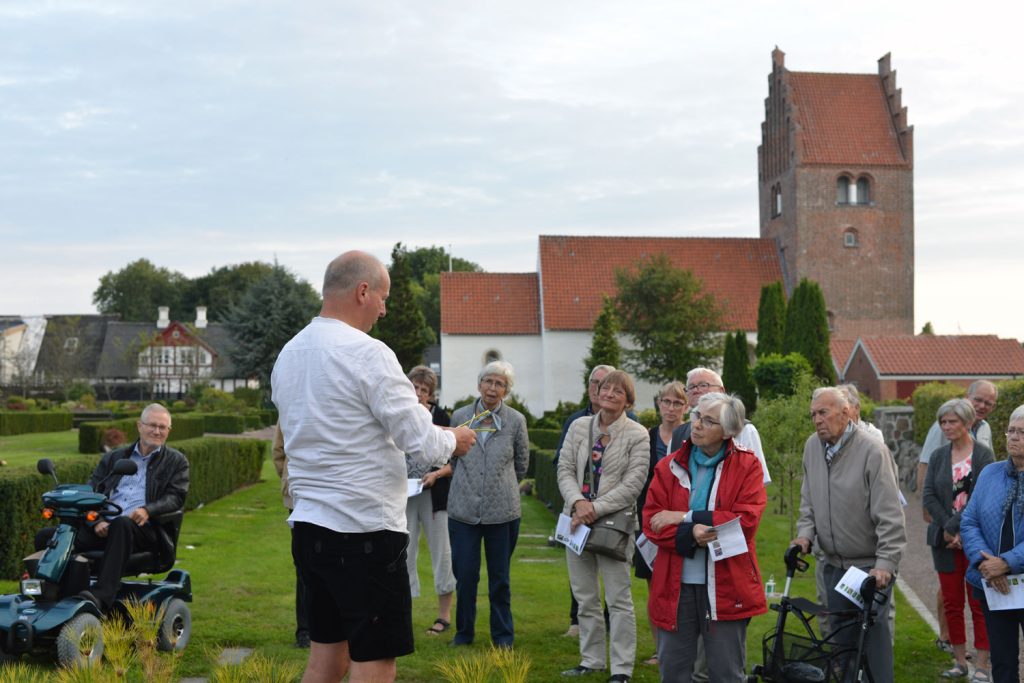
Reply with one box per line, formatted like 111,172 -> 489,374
289,514 -> 309,639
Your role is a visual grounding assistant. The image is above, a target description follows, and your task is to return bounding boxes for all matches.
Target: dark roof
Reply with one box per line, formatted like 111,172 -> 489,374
96,322 -> 241,378
33,315 -> 110,378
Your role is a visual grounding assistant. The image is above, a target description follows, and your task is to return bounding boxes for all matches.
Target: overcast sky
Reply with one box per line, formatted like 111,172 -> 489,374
2,1 -> 1021,340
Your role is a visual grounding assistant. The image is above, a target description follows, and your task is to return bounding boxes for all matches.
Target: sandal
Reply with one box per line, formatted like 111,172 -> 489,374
941,663 -> 968,679
935,637 -> 954,654
970,669 -> 991,682
643,654 -> 658,666
426,618 -> 450,635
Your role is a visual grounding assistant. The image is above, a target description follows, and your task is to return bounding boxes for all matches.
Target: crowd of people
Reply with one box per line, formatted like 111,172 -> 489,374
269,249 -> 1024,683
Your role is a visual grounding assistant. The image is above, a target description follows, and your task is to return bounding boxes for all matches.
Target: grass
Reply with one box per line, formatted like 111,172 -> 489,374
0,430 -> 81,469
0,432 -> 949,680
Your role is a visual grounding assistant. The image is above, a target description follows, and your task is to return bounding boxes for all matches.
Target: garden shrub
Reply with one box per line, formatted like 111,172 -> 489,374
0,410 -> 73,436
532,449 -> 563,514
198,413 -> 247,434
911,382 -> 965,445
752,352 -> 813,400
989,379 -> 1024,456
78,414 -> 205,453
0,436 -> 265,579
232,386 -> 262,407
530,429 -> 561,451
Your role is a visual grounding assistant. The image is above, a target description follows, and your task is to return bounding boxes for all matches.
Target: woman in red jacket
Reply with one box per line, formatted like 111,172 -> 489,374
642,392 -> 767,682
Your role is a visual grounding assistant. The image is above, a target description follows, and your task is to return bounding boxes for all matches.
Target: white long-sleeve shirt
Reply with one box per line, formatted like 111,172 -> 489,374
271,316 -> 455,534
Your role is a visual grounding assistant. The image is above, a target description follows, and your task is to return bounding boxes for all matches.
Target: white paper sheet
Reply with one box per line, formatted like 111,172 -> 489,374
635,532 -> 658,570
834,565 -> 870,608
708,517 -> 748,562
555,513 -> 591,556
407,479 -> 424,497
983,574 -> 1024,610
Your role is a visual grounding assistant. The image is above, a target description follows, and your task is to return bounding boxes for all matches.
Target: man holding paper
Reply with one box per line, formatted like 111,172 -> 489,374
792,387 -> 905,683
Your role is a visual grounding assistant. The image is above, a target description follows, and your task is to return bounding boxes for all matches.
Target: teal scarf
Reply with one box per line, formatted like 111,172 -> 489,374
688,444 -> 726,512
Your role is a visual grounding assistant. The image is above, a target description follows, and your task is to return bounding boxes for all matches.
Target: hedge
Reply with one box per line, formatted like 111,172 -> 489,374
0,437 -> 266,580
911,382 -> 966,445
198,413 -> 247,434
532,449 -> 563,514
989,379 -> 1024,456
530,428 -> 561,451
0,411 -> 73,436
78,414 -> 206,454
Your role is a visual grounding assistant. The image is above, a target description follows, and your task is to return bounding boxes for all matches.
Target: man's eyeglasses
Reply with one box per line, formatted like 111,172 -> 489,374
140,421 -> 170,433
1007,428 -> 1024,440
690,411 -> 721,429
659,398 -> 686,410
686,382 -> 719,393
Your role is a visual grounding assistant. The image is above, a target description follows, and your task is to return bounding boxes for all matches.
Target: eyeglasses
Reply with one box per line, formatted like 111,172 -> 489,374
690,411 -> 721,429
1007,428 -> 1024,439
686,381 -> 720,393
659,398 -> 686,409
971,397 -> 996,409
480,378 -> 507,390
140,421 -> 170,433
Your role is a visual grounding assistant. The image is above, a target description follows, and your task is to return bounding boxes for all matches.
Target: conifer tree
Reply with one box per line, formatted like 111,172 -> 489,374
756,282 -> 785,357
373,243 -> 433,373
724,331 -> 757,415
783,278 -> 835,383
582,295 -> 622,394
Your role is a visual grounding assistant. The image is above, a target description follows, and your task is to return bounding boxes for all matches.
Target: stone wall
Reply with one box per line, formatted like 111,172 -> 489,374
873,405 -> 919,490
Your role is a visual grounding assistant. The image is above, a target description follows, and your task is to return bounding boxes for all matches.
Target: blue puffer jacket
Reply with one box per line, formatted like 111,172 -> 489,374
960,459 -> 1024,589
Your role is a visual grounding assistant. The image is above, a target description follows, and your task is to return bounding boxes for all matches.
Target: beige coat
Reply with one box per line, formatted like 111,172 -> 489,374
557,411 -> 650,522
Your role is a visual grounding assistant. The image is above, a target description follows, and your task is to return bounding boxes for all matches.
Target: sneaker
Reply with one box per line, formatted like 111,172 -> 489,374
561,665 -> 604,677
607,676 -> 630,682
563,624 -> 580,638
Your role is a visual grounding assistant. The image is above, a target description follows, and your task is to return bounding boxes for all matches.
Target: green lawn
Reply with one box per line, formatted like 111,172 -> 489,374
0,430 -> 81,469
0,437 -> 948,680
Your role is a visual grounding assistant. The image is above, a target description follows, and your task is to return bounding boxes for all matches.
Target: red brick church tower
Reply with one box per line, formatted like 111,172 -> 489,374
758,48 -> 914,338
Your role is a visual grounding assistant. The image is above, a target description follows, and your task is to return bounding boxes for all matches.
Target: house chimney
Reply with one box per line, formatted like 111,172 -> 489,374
157,306 -> 170,329
195,306 -> 208,329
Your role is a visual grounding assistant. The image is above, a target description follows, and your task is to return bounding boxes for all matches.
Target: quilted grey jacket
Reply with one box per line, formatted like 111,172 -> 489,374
448,401 -> 530,524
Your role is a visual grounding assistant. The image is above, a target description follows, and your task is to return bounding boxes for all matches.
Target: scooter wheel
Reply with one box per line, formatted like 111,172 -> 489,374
157,598 -> 191,652
56,613 -> 103,668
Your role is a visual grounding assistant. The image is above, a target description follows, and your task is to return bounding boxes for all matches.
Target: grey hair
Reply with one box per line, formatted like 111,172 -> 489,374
687,367 -> 724,387
589,365 -> 616,382
322,251 -> 385,297
140,403 -> 171,425
937,398 -> 976,426
811,386 -> 850,409
968,380 -> 998,399
1009,404 -> 1024,426
696,392 -> 745,438
479,360 -> 515,390
838,384 -> 862,410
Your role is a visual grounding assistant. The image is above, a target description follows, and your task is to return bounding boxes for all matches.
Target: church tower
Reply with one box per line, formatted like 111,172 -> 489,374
758,48 -> 914,338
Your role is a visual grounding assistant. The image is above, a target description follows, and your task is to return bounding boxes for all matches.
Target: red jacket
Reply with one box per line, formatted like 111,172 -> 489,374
642,438 -> 767,630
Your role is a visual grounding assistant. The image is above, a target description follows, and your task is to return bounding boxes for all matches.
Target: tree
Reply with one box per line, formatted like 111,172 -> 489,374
753,352 -> 814,400
404,246 -> 481,343
920,321 -> 935,335
756,282 -> 785,357
582,295 -> 622,397
182,262 -> 276,322
783,278 -> 835,383
372,243 -> 434,373
226,263 -> 321,391
614,254 -> 723,384
723,331 -> 757,415
93,259 -> 189,322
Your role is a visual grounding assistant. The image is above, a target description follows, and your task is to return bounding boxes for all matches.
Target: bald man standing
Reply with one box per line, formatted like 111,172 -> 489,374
272,251 -> 476,683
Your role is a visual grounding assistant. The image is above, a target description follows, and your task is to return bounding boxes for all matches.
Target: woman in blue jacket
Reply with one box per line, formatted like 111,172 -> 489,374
961,404 -> 1024,683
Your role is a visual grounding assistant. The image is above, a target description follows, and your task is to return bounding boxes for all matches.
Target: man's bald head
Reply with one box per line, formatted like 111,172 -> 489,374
322,251 -> 386,298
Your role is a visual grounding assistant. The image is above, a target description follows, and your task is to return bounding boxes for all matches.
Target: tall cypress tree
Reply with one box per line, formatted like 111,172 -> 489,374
756,281 -> 785,358
783,278 -> 835,383
373,243 -> 433,373
583,295 -> 622,394
730,331 -> 758,415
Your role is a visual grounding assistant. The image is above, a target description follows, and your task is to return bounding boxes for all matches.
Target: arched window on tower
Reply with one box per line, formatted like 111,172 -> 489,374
856,177 -> 870,205
774,185 -> 782,217
836,176 -> 851,205
843,228 -> 859,248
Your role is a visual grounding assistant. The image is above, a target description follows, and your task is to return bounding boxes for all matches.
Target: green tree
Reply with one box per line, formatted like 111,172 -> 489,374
783,278 -> 835,383
613,254 -> 723,384
920,321 -> 935,335
93,259 -> 188,322
403,246 -> 481,341
752,352 -> 814,400
182,262 -> 276,322
372,243 -> 434,373
756,281 -> 785,357
723,331 -> 757,415
582,295 -> 622,395
225,263 -> 321,390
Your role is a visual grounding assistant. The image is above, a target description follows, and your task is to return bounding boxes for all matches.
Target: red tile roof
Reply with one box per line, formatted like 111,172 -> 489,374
441,272 -> 540,335
787,72 -> 909,167
831,338 -> 857,377
851,335 -> 1024,377
538,235 -> 783,331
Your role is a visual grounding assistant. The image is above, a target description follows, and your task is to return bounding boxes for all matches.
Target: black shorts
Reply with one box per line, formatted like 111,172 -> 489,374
291,522 -> 413,661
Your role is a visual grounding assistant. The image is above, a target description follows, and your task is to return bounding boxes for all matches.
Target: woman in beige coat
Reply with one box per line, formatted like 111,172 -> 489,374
558,370 -> 651,682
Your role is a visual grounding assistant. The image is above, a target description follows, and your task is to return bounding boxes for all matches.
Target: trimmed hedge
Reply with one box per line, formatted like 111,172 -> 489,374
989,379 -> 1024,456
0,411 -> 73,436
530,428 -> 561,451
78,414 -> 206,454
532,449 -> 563,514
198,413 -> 247,434
911,382 -> 965,445
0,437 -> 266,579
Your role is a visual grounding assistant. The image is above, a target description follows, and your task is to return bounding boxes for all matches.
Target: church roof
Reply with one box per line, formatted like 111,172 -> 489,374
440,272 -> 540,335
787,71 -> 909,167
846,335 -> 1024,377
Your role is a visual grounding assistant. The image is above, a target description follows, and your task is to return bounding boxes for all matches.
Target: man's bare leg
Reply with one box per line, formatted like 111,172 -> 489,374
302,641 -> 397,683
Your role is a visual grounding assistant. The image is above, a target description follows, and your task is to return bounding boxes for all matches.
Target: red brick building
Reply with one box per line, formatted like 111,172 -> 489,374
759,48 -> 914,338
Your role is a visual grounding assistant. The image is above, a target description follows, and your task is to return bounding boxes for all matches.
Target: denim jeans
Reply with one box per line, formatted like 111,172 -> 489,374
448,517 -> 520,646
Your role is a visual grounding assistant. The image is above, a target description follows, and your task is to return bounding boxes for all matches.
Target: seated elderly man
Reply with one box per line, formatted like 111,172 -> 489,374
37,403 -> 190,611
